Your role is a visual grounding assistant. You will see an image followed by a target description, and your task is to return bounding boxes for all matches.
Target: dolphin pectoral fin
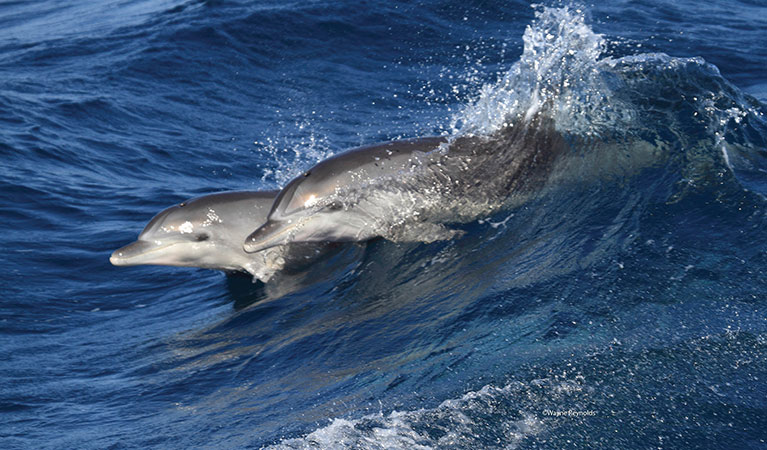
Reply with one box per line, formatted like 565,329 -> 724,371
392,222 -> 465,243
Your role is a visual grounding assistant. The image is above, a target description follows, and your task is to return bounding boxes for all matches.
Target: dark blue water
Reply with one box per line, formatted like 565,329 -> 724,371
2,1 -> 767,448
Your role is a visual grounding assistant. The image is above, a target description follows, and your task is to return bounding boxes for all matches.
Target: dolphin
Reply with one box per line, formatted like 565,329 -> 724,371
110,191 -> 330,282
243,119 -> 570,253
242,137 -> 463,253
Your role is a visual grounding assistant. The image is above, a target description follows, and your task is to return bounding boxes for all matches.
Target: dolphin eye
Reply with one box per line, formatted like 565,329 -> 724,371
195,233 -> 209,242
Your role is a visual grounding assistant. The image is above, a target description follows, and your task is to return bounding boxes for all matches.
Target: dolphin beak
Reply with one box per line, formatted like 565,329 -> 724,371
110,240 -> 158,266
243,220 -> 290,253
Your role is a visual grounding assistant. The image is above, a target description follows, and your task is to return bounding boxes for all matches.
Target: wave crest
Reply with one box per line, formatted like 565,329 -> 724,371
453,6 -> 629,137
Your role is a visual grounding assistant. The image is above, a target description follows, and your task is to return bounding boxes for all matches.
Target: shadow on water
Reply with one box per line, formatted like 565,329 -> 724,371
224,242 -> 368,311
223,271 -> 268,310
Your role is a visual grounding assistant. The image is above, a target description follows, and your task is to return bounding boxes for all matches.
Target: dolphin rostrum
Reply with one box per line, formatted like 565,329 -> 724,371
110,190 -> 330,282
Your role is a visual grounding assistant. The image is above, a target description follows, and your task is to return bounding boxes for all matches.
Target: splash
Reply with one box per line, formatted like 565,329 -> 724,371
450,4 -> 766,201
255,122 -> 335,187
452,6 -> 631,137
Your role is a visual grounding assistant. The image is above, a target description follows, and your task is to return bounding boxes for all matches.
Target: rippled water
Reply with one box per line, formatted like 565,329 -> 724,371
2,1 -> 766,448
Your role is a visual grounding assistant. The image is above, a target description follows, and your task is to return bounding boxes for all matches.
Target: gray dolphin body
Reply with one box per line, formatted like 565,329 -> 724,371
110,191 -> 328,282
243,120 -> 570,254
243,137 -> 457,253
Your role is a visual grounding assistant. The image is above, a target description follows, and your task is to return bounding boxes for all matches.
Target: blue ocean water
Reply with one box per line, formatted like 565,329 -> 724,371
2,0 -> 767,448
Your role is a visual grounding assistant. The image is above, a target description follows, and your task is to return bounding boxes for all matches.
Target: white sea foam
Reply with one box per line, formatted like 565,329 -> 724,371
268,382 -> 547,450
265,372 -> 607,450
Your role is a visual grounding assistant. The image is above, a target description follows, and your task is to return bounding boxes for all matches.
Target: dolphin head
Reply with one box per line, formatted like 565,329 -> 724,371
243,137 -> 449,253
243,172 -> 373,253
111,191 -> 277,271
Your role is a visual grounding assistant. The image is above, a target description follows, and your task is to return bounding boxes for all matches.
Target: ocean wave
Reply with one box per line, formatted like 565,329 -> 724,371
254,5 -> 766,251
2,1 -> 766,449
269,381 -> 547,449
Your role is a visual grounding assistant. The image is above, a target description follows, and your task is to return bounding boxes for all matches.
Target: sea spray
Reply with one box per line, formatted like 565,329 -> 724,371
452,6 -> 632,138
